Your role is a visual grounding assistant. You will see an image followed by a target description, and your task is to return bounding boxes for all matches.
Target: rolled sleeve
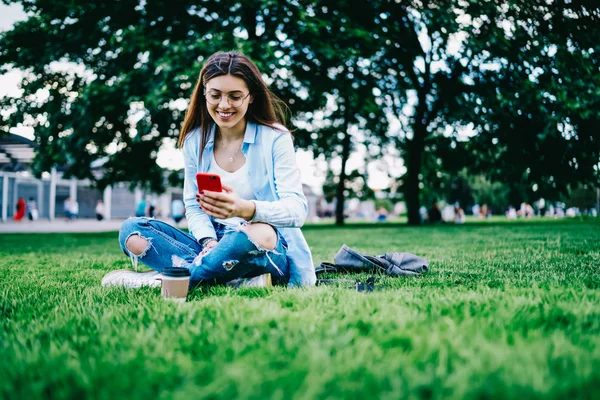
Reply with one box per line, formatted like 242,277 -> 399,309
250,133 -> 307,227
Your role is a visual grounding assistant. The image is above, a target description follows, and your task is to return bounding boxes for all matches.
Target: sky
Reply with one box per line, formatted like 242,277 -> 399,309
0,3 -> 398,194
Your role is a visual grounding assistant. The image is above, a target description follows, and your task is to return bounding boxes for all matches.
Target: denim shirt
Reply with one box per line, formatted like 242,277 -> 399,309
183,121 -> 316,287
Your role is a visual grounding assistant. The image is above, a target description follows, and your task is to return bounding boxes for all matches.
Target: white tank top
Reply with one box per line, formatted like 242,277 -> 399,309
207,152 -> 256,227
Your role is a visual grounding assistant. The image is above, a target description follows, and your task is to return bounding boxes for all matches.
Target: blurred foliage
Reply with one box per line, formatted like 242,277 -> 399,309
322,167 -> 374,204
468,174 -> 512,213
420,168 -> 510,213
374,198 -> 394,213
373,0 -> 600,223
0,0 -> 309,192
166,169 -> 184,189
0,0 -> 598,223
283,0 -> 388,224
564,185 -> 599,210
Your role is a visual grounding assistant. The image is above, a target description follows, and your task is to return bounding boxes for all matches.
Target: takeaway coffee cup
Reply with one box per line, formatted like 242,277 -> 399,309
160,267 -> 191,302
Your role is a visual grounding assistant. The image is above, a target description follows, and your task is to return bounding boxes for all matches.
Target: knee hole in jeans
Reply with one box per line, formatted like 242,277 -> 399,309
240,223 -> 277,250
125,234 -> 149,256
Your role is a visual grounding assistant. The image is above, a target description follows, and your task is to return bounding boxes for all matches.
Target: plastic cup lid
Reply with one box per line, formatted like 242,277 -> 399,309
161,267 -> 191,277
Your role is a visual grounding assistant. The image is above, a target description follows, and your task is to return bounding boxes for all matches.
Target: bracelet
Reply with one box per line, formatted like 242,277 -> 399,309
200,237 -> 215,247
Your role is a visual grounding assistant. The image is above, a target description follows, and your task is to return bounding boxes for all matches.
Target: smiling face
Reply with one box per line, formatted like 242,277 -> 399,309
204,74 -> 252,136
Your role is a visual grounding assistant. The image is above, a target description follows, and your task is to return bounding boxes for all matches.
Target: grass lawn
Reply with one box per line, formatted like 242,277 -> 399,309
1,218 -> 599,399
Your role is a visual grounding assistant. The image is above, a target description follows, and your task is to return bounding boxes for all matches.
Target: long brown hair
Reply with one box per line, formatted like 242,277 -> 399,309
177,51 -> 290,152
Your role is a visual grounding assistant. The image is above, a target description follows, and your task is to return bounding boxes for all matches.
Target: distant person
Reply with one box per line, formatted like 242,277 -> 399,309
453,204 -> 465,224
419,206 -> 428,223
148,202 -> 156,218
518,202 -> 534,218
525,203 -> 534,218
69,198 -> 79,220
506,206 -> 518,220
96,199 -> 105,221
13,197 -> 26,221
27,197 -> 38,221
428,202 -> 442,223
64,197 -> 73,220
171,198 -> 185,224
376,207 -> 388,222
537,198 -> 546,216
480,204 -> 490,219
135,198 -> 147,217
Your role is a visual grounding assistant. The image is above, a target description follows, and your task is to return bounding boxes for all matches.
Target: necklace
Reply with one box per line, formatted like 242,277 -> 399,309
219,133 -> 243,163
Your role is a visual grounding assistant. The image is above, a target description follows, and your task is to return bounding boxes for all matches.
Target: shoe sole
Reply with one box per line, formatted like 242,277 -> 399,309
101,269 -> 161,288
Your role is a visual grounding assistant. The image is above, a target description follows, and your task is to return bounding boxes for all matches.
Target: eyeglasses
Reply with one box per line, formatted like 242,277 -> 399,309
204,90 -> 251,108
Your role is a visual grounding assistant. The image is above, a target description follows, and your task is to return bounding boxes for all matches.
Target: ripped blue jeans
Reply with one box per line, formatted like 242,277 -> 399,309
118,217 -> 289,287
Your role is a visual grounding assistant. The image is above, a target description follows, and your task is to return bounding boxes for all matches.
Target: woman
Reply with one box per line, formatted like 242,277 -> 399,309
104,52 -> 315,289
95,199 -> 105,221
27,197 -> 38,221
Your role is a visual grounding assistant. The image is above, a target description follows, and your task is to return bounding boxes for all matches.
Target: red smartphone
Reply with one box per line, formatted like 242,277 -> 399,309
196,172 -> 222,193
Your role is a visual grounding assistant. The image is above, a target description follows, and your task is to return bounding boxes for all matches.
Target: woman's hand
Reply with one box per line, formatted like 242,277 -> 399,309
196,184 -> 256,220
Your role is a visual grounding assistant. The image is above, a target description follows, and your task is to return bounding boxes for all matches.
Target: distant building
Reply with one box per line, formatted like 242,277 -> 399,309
0,133 -> 184,221
302,184 -> 318,221
1,133 -> 316,222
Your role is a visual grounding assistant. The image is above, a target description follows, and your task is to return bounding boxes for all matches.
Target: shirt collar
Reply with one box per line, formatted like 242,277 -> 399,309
243,121 -> 257,144
205,120 -> 257,148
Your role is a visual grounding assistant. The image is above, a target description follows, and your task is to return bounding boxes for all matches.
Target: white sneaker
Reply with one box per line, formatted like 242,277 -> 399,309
101,269 -> 162,289
226,273 -> 272,288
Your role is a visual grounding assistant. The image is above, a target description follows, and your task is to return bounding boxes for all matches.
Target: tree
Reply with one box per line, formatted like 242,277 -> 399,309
0,0 -> 306,192
463,0 -> 600,204
322,167 -> 374,204
373,0 -> 600,224
283,0 -> 388,225
372,1 -> 472,224
2,0 -> 598,226
564,185 -> 598,211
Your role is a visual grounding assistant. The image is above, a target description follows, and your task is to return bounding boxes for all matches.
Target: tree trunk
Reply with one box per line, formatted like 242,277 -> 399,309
335,128 -> 351,226
405,67 -> 431,225
406,124 -> 426,225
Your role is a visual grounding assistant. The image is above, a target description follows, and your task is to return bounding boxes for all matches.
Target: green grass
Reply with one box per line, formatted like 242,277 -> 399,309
1,218 -> 600,399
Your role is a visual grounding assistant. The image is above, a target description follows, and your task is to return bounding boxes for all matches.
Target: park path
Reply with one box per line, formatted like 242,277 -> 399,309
0,218 -> 188,233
